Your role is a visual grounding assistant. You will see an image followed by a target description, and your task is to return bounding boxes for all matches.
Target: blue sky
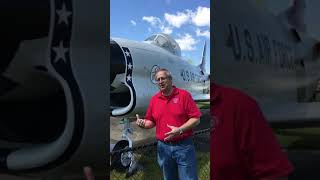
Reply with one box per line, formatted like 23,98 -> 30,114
110,0 -> 210,73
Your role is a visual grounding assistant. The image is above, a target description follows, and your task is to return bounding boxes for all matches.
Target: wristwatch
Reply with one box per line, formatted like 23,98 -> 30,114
179,128 -> 183,135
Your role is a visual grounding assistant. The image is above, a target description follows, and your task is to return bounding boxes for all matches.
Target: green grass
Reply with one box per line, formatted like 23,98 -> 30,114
274,127 -> 320,149
110,150 -> 210,180
196,102 -> 210,109
197,152 -> 210,180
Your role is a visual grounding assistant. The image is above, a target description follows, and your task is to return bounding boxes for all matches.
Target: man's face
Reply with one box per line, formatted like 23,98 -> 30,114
155,71 -> 172,92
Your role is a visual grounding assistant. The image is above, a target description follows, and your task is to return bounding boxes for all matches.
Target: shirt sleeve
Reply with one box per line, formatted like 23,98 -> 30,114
184,92 -> 202,119
144,97 -> 155,123
236,98 -> 294,179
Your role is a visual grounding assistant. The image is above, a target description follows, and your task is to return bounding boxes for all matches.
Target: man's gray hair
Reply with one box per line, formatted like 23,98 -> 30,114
155,68 -> 172,80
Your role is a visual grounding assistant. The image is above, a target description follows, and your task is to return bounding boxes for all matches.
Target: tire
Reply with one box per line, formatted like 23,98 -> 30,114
111,140 -> 132,171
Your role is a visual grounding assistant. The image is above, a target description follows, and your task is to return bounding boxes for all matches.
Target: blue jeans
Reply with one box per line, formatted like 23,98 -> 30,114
157,138 -> 198,180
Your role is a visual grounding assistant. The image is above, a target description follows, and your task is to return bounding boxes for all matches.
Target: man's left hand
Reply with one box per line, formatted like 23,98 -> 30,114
164,124 -> 180,141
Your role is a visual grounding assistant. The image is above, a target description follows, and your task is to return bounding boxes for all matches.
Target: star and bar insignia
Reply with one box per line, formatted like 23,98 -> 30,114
51,0 -> 72,66
121,47 -> 133,84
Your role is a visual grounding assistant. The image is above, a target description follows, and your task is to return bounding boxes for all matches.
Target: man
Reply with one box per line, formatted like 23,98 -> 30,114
136,68 -> 201,180
210,83 -> 294,180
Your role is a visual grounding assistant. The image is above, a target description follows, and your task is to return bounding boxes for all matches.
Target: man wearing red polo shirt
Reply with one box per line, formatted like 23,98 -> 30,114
210,83 -> 294,180
136,68 -> 201,180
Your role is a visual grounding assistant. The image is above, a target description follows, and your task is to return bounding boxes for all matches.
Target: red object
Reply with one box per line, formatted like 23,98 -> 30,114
210,83 -> 294,180
145,86 -> 201,142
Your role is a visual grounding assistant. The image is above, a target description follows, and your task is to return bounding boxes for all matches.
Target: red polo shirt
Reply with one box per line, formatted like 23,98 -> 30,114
210,83 -> 294,180
145,86 -> 201,142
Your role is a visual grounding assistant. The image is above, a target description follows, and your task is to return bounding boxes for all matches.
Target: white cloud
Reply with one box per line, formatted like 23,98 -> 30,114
164,11 -> 191,28
142,6 -> 210,36
163,6 -> 210,28
196,28 -> 210,38
143,16 -> 172,34
191,7 -> 210,27
142,16 -> 161,27
161,26 -> 173,34
175,34 -> 198,51
130,20 -> 137,26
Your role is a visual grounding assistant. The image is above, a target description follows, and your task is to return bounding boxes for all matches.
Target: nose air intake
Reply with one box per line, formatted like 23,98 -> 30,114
110,40 -> 126,87
110,40 -> 136,116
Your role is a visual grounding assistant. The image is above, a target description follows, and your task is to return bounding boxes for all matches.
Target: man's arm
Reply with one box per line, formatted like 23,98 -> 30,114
163,92 -> 202,141
164,117 -> 200,141
236,97 -> 294,179
178,117 -> 200,133
136,114 -> 155,129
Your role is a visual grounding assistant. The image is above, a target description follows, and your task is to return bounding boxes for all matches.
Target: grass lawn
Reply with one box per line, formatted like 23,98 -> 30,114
197,101 -> 210,109
110,150 -> 210,180
274,127 -> 320,149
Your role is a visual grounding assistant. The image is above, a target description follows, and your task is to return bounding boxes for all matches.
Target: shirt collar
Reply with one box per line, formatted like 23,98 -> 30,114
157,86 -> 179,99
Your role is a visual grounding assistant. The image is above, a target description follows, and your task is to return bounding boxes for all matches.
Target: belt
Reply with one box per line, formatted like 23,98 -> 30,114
158,137 -> 191,145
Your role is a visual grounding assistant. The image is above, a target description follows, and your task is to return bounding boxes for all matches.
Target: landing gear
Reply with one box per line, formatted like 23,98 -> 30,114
111,140 -> 131,171
110,118 -> 139,174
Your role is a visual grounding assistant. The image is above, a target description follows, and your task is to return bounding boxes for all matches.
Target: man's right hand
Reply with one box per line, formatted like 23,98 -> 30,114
136,114 -> 145,128
83,166 -> 95,180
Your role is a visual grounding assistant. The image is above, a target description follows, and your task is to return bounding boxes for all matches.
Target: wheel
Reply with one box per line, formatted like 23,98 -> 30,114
111,140 -> 132,171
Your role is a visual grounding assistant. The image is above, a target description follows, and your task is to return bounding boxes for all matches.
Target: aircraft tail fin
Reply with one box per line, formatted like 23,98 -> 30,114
198,41 -> 206,74
278,0 -> 306,32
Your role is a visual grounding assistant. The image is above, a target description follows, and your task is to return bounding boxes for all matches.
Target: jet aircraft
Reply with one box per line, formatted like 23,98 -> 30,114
110,33 -> 209,117
110,33 -> 210,171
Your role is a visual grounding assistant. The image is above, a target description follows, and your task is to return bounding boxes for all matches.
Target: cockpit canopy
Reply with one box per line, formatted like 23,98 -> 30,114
144,33 -> 181,57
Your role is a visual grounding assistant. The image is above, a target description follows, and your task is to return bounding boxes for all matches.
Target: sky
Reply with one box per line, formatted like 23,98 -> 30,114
264,0 -> 320,40
110,0 -> 210,73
